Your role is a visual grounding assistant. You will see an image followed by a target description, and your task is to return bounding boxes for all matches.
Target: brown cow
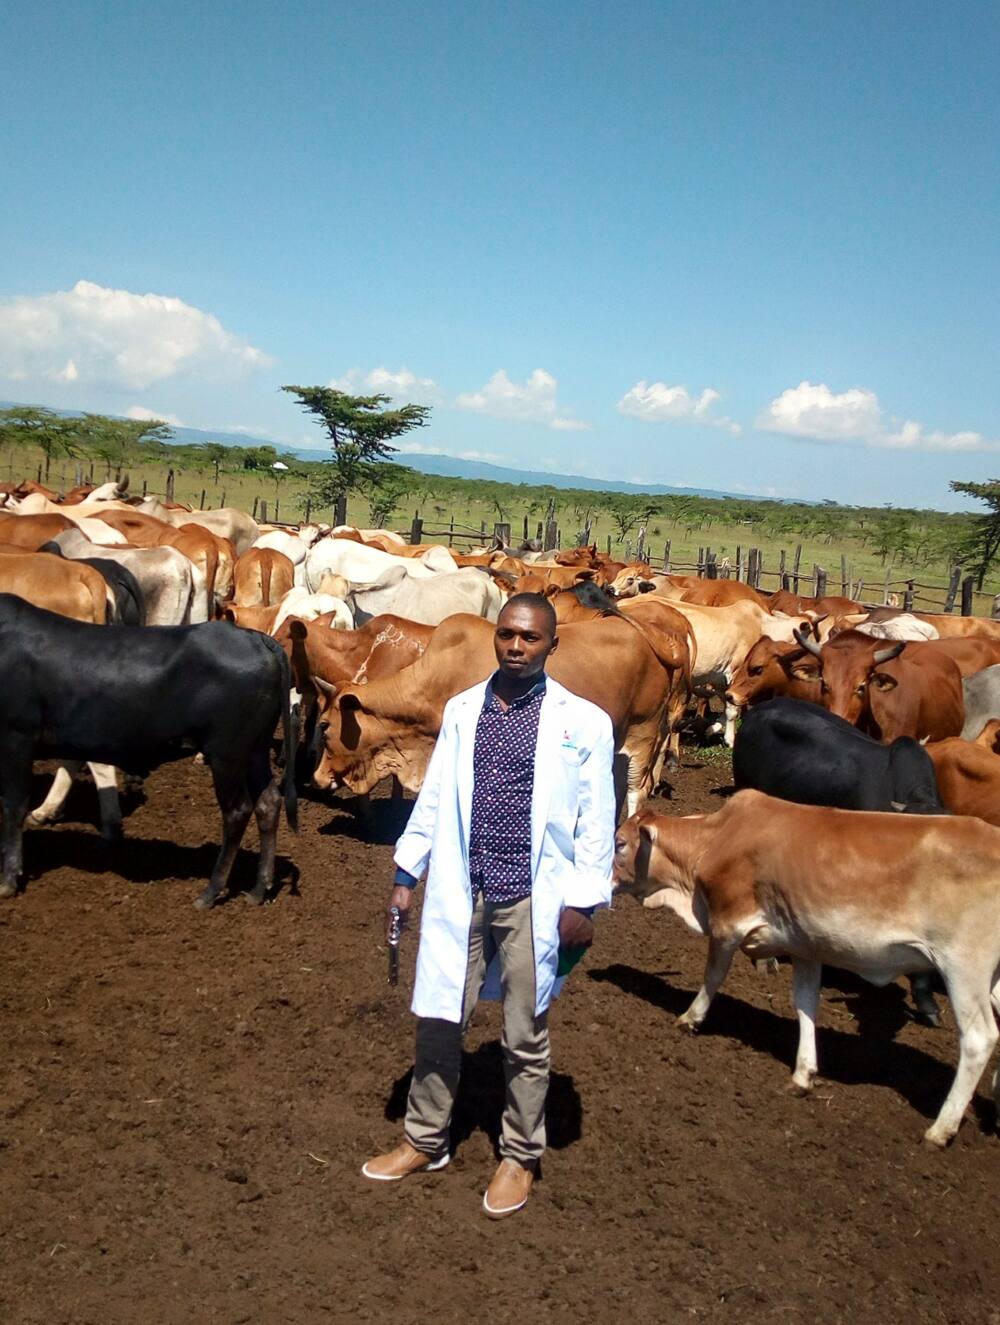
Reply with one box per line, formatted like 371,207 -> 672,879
312,613 -> 675,815
0,512 -> 75,549
725,637 -> 820,708
768,590 -> 863,616
0,551 -> 109,622
232,547 -> 295,607
277,613 -> 434,694
925,735 -> 1000,827
793,629 -> 964,741
656,575 -> 771,611
612,791 -> 1000,1147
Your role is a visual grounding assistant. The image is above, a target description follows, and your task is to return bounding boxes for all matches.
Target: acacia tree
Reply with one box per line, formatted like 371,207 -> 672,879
605,494 -> 658,542
951,479 -> 1000,588
0,405 -> 82,480
80,414 -> 174,476
282,385 -> 430,517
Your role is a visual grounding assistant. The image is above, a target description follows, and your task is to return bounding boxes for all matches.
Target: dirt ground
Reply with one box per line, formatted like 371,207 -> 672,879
2,755 -> 1000,1325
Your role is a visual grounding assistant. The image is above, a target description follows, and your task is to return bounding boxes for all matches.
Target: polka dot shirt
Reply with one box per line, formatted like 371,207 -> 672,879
468,673 -> 546,903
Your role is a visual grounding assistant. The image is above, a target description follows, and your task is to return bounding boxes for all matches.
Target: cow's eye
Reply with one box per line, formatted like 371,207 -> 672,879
749,666 -> 763,676
855,685 -> 865,696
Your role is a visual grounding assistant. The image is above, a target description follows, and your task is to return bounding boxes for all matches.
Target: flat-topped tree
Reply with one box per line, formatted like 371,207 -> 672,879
281,385 -> 430,518
0,405 -> 83,480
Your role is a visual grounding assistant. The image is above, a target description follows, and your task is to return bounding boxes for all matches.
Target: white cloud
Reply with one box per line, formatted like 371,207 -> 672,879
617,379 -> 741,435
329,366 -> 443,406
126,405 -> 184,426
0,280 -> 271,391
757,380 -> 1000,452
455,368 -> 590,431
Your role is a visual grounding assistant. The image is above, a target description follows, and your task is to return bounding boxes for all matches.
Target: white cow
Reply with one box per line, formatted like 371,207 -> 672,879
303,540 -> 454,592
50,529 -> 200,626
347,565 -> 504,626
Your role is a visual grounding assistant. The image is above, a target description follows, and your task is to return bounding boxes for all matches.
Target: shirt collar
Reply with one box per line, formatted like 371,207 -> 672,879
485,671 -> 547,710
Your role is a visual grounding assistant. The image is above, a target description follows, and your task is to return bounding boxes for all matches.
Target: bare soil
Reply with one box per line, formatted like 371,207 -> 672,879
2,756 -> 999,1324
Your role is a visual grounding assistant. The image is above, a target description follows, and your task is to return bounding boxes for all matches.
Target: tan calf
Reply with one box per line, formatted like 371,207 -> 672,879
614,791 -> 1000,1147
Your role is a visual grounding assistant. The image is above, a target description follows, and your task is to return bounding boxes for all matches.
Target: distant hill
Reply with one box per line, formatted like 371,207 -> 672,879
0,403 -> 777,502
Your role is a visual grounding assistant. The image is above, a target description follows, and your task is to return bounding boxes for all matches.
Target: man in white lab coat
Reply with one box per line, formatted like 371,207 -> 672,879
362,593 -> 616,1218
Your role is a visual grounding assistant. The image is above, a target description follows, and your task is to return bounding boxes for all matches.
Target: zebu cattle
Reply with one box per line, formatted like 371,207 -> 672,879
0,597 -> 296,908
51,528 -> 199,626
345,565 -> 504,626
613,792 -> 1000,1148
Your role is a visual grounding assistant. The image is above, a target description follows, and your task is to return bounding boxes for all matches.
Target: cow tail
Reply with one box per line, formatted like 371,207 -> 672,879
261,554 -> 272,606
279,645 -> 299,832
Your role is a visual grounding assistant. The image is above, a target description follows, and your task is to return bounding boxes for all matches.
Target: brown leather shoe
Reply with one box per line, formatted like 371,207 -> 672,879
361,1140 -> 449,1182
483,1158 -> 534,1218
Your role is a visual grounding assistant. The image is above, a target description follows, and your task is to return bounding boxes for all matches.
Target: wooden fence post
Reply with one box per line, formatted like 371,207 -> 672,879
663,540 -> 671,572
220,489 -> 226,508
961,575 -> 975,617
334,493 -> 347,526
791,544 -> 802,593
199,489 -> 206,510
274,498 -> 279,522
697,547 -> 705,576
706,550 -> 718,579
853,578 -> 864,601
410,514 -> 423,545
448,514 -> 455,547
260,500 -> 268,523
779,549 -> 788,590
816,566 -> 828,597
544,518 -> 558,551
840,554 -> 848,597
636,524 -> 646,563
903,579 -> 915,612
252,495 -> 259,519
304,498 -> 311,523
883,567 -> 892,605
142,479 -> 148,497
523,514 -> 529,542
494,522 -> 511,546
944,566 -> 961,613
166,469 -> 175,503
606,535 -> 611,556
734,545 -> 743,581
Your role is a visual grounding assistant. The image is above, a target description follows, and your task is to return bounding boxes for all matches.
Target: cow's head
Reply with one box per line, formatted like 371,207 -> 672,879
311,684 -> 435,796
613,813 -> 710,932
726,637 -> 819,708
794,628 -> 905,729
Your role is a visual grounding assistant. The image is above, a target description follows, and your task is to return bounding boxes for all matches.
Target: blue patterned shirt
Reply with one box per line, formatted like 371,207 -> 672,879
467,673 -> 546,903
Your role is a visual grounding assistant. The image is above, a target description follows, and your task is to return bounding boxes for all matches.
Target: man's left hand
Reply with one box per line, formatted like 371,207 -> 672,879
558,906 -> 595,950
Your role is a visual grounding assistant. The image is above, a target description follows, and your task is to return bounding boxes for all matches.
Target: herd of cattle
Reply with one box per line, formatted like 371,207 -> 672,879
4,475 -> 1000,1148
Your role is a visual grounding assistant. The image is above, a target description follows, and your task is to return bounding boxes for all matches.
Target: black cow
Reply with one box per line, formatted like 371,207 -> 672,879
40,540 -> 146,625
733,697 -> 945,1023
0,595 -> 296,908
733,698 -> 945,812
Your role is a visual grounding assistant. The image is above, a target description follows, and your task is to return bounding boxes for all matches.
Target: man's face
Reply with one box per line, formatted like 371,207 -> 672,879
494,603 -> 558,679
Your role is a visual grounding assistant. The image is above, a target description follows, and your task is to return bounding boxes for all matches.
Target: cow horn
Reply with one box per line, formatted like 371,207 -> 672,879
117,472 -> 130,492
313,676 -> 337,698
890,801 -> 906,812
793,627 -> 823,658
872,640 -> 905,665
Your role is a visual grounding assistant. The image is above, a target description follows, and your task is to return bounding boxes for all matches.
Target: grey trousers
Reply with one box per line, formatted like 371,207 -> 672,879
404,892 -> 550,1166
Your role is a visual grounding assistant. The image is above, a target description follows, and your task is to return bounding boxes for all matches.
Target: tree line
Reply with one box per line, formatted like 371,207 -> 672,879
4,393 -> 1000,589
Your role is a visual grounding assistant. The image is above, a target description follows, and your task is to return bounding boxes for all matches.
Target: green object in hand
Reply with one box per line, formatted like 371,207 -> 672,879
557,945 -> 587,977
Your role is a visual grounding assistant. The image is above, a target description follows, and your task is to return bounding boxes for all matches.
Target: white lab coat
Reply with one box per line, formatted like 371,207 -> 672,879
394,675 -> 616,1023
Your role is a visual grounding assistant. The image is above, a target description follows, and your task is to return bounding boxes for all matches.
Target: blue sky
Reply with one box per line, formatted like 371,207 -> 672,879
2,0 -> 997,508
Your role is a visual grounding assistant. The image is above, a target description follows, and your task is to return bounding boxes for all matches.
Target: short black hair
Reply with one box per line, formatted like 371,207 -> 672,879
499,592 -> 557,636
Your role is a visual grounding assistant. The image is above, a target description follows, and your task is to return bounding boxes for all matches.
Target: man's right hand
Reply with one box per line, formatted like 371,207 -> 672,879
386,885 -> 413,942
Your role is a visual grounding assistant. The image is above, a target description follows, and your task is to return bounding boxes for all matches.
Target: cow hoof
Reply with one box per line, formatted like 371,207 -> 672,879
25,813 -> 52,829
914,1005 -> 942,1029
0,881 -> 17,899
786,1076 -> 815,1097
922,1128 -> 951,1150
242,889 -> 266,906
675,1016 -> 700,1035
192,892 -> 218,910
